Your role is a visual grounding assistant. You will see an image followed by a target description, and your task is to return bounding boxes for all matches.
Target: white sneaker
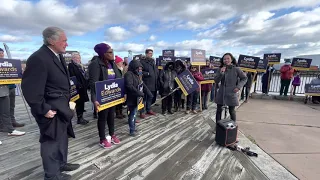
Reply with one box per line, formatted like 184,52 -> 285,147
8,130 -> 26,136
0,140 -> 2,145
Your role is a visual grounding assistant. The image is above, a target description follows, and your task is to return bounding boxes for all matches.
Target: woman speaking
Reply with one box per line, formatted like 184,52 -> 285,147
214,53 -> 247,122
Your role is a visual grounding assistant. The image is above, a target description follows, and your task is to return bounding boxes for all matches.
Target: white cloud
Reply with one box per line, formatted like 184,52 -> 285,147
105,26 -> 131,41
133,24 -> 149,33
148,35 -> 156,41
0,35 -> 31,42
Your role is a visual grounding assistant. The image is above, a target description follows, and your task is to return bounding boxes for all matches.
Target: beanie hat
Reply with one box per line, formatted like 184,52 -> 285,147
115,56 -> 123,64
0,48 -> 3,52
94,43 -> 111,57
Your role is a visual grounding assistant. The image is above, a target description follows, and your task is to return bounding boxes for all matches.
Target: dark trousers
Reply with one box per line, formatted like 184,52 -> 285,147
292,86 -> 297,95
241,86 -> 250,100
9,88 -> 16,123
127,106 -> 137,134
174,90 -> 182,109
41,126 -> 68,180
210,85 -> 215,102
75,98 -> 85,118
216,104 -> 236,122
142,91 -> 155,113
280,79 -> 291,96
152,91 -> 157,104
0,95 -> 14,133
97,107 -> 115,141
161,94 -> 173,112
201,91 -> 209,109
187,91 -> 199,111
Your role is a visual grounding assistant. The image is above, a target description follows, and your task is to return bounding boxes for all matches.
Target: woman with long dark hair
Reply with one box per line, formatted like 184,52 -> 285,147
214,53 -> 247,122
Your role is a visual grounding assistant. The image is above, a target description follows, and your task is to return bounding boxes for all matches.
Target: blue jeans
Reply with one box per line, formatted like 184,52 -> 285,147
142,91 -> 155,113
210,84 -> 215,102
127,106 -> 137,134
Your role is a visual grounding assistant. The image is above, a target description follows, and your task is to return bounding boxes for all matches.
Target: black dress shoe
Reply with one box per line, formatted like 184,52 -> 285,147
60,163 -> 80,172
168,111 -> 174,114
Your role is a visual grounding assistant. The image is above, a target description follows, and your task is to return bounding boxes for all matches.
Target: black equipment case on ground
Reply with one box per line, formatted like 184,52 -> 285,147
215,117 -> 238,147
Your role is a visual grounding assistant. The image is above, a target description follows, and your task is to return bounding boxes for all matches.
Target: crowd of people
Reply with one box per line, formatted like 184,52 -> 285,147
0,26 -> 320,179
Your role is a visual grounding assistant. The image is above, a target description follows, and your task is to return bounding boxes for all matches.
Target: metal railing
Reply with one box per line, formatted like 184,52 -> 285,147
254,71 -> 319,94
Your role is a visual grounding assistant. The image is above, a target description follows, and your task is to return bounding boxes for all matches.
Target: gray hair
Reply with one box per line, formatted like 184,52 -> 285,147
71,52 -> 80,59
42,27 -> 64,46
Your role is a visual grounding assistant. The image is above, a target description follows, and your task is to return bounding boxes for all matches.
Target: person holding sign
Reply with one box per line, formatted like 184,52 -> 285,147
88,43 -> 121,149
214,53 -> 247,122
114,56 -> 127,119
68,53 -> 89,125
159,61 -> 177,115
186,66 -> 204,114
22,27 -> 79,180
124,59 -> 153,136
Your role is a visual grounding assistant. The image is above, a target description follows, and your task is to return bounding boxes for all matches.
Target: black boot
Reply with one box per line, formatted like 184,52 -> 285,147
181,99 -> 185,109
77,115 -> 88,125
116,110 -> 123,119
168,109 -> 174,114
120,109 -> 126,118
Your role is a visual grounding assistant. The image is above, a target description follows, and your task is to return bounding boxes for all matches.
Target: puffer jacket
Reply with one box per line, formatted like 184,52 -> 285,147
159,62 -> 177,96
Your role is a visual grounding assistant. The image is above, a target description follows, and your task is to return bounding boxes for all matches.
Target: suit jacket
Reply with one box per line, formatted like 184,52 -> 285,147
68,61 -> 89,102
21,45 -> 75,143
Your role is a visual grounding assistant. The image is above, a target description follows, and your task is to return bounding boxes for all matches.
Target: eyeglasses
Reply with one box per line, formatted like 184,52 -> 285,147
106,51 -> 113,54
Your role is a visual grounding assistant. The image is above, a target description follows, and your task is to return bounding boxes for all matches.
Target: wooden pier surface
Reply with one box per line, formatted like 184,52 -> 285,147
0,96 -> 270,180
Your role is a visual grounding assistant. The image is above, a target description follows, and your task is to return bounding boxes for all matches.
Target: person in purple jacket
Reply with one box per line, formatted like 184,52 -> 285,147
291,71 -> 301,96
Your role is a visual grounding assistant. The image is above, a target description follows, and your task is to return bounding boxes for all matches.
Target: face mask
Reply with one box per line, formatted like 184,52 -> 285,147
138,71 -> 142,75
119,67 -> 123,71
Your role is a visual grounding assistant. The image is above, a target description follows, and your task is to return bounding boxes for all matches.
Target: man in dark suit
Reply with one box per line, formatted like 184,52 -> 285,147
68,53 -> 89,125
21,27 -> 79,180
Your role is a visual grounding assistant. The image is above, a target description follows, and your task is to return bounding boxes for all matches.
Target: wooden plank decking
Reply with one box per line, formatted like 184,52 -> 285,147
0,96 -> 269,180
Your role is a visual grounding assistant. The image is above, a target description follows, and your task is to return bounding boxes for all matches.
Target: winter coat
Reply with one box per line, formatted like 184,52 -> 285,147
174,60 -> 187,89
88,56 -> 122,103
68,61 -> 89,102
159,62 -> 177,96
292,75 -> 301,86
140,58 -> 159,91
200,66 -> 212,92
214,65 -> 247,106
244,72 -> 254,88
124,59 -> 153,106
280,64 -> 294,80
191,70 -> 204,92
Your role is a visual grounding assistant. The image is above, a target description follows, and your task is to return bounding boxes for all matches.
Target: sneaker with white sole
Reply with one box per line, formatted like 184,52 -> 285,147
0,140 -> 2,145
99,139 -> 112,149
8,130 -> 25,136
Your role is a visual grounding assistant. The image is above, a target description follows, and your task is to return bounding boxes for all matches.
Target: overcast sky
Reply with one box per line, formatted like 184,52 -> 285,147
0,0 -> 320,63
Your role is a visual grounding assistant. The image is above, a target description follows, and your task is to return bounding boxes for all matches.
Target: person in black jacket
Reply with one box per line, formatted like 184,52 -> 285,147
159,62 -> 177,115
140,49 -> 158,118
241,71 -> 254,102
88,43 -> 121,149
174,60 -> 186,111
21,27 -> 79,180
68,53 -> 89,125
125,59 -> 152,136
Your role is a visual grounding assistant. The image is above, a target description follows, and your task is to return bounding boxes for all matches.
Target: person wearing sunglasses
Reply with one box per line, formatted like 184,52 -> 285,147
88,43 -> 121,149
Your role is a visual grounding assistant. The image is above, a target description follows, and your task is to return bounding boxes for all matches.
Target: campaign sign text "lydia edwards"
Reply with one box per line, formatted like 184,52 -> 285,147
95,78 -> 125,111
69,76 -> 80,102
0,59 -> 22,84
175,70 -> 199,96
